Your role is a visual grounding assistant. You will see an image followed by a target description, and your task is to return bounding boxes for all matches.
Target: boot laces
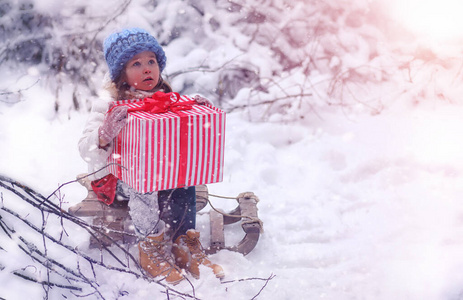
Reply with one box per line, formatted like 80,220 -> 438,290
185,236 -> 207,260
142,240 -> 175,265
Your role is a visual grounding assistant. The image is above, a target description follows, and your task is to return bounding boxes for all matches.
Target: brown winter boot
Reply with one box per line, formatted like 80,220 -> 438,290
172,229 -> 224,279
138,232 -> 184,285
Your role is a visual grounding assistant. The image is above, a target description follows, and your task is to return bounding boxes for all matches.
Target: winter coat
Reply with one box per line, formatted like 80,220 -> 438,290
78,94 -> 113,181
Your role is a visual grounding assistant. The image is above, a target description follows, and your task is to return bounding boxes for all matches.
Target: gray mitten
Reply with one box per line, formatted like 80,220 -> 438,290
194,95 -> 213,106
98,106 -> 128,147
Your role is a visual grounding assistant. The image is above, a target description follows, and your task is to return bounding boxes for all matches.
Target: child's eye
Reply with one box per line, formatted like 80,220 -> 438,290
149,59 -> 157,65
132,61 -> 141,67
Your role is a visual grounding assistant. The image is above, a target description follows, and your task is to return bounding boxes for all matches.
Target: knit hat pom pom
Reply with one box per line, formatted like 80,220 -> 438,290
103,28 -> 167,82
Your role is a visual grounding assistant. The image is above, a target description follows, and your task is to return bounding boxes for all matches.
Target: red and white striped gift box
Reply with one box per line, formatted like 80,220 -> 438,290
107,94 -> 226,193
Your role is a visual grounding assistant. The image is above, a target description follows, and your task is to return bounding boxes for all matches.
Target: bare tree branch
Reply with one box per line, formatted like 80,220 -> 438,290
0,175 -> 198,299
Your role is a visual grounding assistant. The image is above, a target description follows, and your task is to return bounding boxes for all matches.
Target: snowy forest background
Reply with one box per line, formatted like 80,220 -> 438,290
2,0 -> 463,299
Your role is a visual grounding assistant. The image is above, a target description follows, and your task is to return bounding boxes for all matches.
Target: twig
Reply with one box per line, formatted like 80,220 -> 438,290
251,274 -> 275,300
167,54 -> 244,79
2,173 -> 137,271
12,269 -> 82,291
45,163 -> 126,200
221,273 -> 276,284
0,79 -> 40,103
89,0 -> 132,44
227,92 -> 313,113
221,274 -> 276,300
1,204 -> 135,274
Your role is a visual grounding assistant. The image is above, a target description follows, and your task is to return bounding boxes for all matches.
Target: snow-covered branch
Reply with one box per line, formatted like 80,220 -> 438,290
0,175 -> 197,299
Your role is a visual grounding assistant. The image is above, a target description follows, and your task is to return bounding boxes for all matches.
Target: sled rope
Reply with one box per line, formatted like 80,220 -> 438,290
207,193 -> 238,200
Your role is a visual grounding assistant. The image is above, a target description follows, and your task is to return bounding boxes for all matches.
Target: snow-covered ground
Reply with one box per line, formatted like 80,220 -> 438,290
2,75 -> 463,299
3,0 -> 463,298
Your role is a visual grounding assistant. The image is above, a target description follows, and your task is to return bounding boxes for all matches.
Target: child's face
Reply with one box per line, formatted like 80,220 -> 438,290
124,51 -> 160,91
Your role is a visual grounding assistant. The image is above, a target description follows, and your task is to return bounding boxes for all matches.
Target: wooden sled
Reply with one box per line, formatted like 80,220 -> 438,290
68,174 -> 263,255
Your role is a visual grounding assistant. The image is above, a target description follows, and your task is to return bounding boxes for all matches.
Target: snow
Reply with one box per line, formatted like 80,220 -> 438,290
3,1 -> 463,299
3,82 -> 463,299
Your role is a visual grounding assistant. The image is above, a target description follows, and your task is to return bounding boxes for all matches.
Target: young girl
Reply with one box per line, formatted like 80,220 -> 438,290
78,28 -> 223,284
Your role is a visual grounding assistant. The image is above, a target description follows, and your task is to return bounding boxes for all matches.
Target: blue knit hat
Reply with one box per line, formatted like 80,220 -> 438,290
103,28 -> 167,81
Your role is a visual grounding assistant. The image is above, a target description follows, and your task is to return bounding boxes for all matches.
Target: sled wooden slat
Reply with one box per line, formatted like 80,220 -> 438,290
69,174 -> 208,216
209,209 -> 226,252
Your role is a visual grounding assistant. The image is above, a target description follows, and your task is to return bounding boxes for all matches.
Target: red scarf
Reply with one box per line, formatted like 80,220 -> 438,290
91,173 -> 118,205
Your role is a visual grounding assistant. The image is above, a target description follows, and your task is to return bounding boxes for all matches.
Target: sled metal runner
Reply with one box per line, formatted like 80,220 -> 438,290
68,175 -> 262,255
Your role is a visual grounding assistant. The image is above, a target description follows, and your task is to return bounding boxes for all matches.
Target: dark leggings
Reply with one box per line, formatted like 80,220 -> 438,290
158,186 -> 196,241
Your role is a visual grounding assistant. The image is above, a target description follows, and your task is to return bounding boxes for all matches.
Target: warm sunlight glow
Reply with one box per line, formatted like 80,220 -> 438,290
390,0 -> 463,41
